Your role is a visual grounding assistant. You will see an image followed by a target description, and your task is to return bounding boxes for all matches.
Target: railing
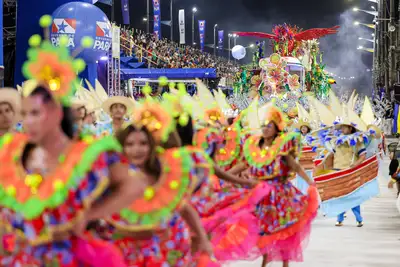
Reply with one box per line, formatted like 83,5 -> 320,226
119,34 -> 171,68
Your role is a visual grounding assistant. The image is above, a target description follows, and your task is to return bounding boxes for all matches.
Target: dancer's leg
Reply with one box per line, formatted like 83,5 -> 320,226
261,254 -> 268,267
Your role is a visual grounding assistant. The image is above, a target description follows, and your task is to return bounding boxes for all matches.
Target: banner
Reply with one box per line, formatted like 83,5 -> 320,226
198,20 -> 205,51
112,25 -> 120,58
121,0 -> 130,25
153,0 -> 161,40
93,0 -> 112,5
218,30 -> 224,50
179,9 -> 185,44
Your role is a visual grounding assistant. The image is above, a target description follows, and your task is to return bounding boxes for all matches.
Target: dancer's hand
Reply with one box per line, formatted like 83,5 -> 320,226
198,238 -> 213,256
245,178 -> 259,188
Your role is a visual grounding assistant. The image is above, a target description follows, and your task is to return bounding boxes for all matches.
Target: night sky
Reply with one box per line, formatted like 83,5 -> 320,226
99,0 -> 374,92
108,0 -> 353,43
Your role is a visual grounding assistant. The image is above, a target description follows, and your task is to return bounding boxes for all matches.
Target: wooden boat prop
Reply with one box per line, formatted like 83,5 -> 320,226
314,155 -> 379,202
299,146 -> 317,170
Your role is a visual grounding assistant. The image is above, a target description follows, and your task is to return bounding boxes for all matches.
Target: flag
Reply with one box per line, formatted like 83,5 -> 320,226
121,0 -> 130,24
153,0 -> 161,39
198,20 -> 205,51
218,30 -> 224,50
179,10 -> 185,44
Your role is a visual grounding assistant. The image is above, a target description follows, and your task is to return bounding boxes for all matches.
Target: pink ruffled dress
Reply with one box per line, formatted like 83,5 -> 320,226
207,132 -> 319,263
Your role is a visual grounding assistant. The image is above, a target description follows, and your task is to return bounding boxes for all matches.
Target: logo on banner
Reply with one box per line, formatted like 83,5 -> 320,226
154,15 -> 159,21
94,21 -> 112,51
51,19 -> 77,47
199,21 -> 204,27
153,0 -> 159,5
154,22 -> 159,28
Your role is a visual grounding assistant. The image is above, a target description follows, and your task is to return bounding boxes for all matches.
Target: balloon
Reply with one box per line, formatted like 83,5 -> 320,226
50,2 -> 112,63
232,45 -> 246,60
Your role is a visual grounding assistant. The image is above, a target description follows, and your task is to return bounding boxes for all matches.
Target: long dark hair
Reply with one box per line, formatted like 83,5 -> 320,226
175,115 -> 194,146
116,124 -> 161,179
21,86 -> 75,167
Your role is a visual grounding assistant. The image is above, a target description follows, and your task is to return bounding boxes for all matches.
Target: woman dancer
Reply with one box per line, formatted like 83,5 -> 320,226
0,19 -> 146,266
226,104 -> 318,267
112,121 -> 214,266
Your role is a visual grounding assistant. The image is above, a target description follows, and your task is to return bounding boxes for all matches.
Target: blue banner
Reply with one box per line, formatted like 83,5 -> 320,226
218,30 -> 224,50
121,0 -> 130,24
153,0 -> 161,39
198,20 -> 205,51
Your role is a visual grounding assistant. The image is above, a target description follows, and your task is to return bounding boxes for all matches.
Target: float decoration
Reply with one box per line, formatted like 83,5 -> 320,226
235,24 -> 339,57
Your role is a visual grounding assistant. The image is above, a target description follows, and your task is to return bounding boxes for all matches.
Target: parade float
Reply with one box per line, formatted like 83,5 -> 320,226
232,23 -> 339,109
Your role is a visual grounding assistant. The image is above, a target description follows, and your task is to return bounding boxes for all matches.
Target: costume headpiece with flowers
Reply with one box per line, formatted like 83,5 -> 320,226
258,103 -> 288,131
190,79 -> 227,127
131,86 -> 178,144
21,15 -> 94,106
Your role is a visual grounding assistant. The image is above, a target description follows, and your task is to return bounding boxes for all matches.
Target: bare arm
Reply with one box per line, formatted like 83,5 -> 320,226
226,162 -> 247,175
180,204 -> 213,255
87,162 -> 146,221
214,163 -> 257,187
351,153 -> 366,168
285,154 -> 313,185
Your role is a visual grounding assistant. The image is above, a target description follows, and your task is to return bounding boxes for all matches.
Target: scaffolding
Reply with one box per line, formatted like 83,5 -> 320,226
107,51 -> 121,96
107,24 -> 121,96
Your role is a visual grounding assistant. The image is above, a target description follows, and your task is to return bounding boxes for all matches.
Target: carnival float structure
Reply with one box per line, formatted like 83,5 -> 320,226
232,24 -> 339,108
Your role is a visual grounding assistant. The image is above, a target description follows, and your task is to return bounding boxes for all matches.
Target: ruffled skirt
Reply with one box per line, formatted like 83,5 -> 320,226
205,179 -> 319,263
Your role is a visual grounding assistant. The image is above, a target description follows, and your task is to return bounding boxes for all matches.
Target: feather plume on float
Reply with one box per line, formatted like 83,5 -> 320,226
361,96 -> 382,135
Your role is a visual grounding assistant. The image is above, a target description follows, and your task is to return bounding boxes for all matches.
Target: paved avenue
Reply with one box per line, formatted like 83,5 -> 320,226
228,157 -> 399,267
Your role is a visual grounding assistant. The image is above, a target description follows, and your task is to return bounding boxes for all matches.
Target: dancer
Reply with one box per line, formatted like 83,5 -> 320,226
324,123 -> 366,227
0,88 -> 21,137
227,103 -> 318,267
0,18 -> 147,266
109,98 -> 214,266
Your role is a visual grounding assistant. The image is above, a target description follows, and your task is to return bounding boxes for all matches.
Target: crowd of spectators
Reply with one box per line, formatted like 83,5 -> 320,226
121,27 -> 239,78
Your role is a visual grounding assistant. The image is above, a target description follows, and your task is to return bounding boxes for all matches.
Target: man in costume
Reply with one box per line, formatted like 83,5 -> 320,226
98,96 -> 134,136
324,124 -> 366,227
0,88 -> 21,136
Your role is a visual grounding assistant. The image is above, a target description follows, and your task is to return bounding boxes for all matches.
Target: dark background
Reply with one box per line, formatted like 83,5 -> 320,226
98,0 -> 375,94
5,0 -> 375,94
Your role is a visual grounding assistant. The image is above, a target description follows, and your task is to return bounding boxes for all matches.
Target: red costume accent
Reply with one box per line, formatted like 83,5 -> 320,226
235,24 -> 339,57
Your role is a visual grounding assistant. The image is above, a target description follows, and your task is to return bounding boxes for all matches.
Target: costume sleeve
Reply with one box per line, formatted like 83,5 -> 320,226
278,132 -> 302,158
356,141 -> 367,157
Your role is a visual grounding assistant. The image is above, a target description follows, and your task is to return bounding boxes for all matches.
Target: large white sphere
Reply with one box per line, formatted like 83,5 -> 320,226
232,45 -> 246,60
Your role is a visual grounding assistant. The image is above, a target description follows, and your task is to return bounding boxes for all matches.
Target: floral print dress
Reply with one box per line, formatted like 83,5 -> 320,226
0,133 -> 124,266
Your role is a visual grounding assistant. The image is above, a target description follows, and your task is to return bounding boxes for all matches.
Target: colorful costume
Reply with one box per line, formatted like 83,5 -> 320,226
208,104 -> 318,263
107,148 -> 197,267
0,133 -> 125,266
